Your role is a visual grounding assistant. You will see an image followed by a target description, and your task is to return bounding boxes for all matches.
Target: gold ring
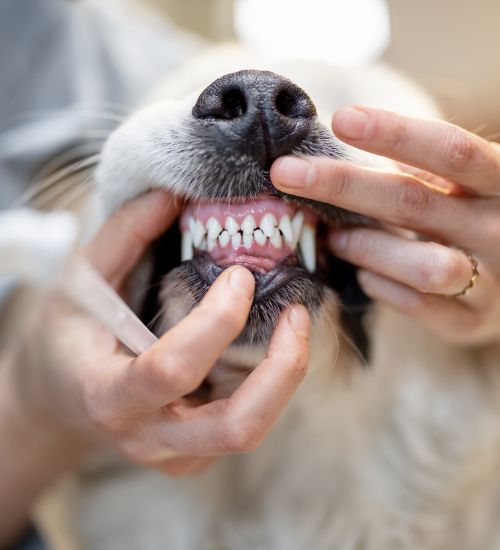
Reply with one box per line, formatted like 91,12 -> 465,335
452,250 -> 479,298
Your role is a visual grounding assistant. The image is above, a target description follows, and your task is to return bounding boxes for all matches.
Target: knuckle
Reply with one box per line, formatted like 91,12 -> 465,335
444,129 -> 477,174
417,248 -> 463,292
322,162 -> 351,200
203,301 -> 245,333
119,438 -> 149,464
148,352 -> 195,396
384,116 -> 408,151
284,352 -> 309,380
393,180 -> 431,225
220,416 -> 263,454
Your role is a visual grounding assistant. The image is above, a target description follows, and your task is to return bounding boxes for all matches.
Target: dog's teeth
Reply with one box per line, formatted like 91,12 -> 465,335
291,211 -> 304,247
299,224 -> 316,272
192,219 -> 205,247
207,237 -> 216,252
260,213 -> 277,237
243,233 -> 253,249
270,228 -> 282,249
207,217 -> 222,240
225,216 -> 239,236
278,214 -> 294,244
241,214 -> 256,235
219,230 -> 230,248
181,231 -> 193,261
231,233 -> 242,248
254,228 -> 266,246
188,216 -> 196,235
198,237 -> 207,251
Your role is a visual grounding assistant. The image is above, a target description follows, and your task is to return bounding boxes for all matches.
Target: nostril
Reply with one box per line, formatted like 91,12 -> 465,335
192,87 -> 248,120
275,88 -> 316,119
220,89 -> 247,119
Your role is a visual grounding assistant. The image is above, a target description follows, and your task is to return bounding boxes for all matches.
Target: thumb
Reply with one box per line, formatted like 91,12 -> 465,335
83,190 -> 181,287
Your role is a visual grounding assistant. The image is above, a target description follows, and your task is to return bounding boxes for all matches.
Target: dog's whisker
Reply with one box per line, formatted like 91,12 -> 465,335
19,154 -> 101,206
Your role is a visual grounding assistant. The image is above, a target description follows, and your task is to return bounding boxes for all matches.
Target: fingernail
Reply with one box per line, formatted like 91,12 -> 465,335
228,266 -> 255,299
273,156 -> 314,189
288,305 -> 311,338
333,107 -> 370,140
329,230 -> 348,251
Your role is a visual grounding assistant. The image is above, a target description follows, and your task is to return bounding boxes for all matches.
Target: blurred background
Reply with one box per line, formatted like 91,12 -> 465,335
143,0 -> 500,139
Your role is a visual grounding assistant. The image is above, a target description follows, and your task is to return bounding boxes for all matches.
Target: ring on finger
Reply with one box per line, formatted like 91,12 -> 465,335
452,249 -> 479,298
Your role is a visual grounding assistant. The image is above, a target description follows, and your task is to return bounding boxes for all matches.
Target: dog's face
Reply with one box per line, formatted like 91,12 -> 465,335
97,70 -> 372,349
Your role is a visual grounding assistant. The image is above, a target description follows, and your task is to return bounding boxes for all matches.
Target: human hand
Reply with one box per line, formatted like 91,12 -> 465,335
6,191 -> 311,477
271,106 -> 500,346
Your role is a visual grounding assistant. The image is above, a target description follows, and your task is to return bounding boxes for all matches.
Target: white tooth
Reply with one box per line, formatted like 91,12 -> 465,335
198,237 -> 207,251
260,213 -> 277,237
270,228 -> 282,249
225,216 -> 239,236
193,219 -> 205,247
231,233 -> 242,248
278,214 -> 293,244
299,224 -> 316,272
241,214 -> 256,235
207,217 -> 222,240
254,228 -> 267,246
218,230 -> 230,248
181,231 -> 193,261
207,237 -> 216,252
291,211 -> 304,247
243,233 -> 253,249
188,216 -> 196,235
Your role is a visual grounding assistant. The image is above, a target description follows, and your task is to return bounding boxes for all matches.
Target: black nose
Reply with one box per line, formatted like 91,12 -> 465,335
192,70 -> 317,169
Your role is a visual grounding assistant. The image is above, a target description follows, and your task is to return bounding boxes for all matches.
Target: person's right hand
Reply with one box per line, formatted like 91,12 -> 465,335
5,190 -> 311,477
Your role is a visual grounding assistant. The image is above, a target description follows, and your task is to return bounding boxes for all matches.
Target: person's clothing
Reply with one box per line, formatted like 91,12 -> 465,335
0,0 -> 201,208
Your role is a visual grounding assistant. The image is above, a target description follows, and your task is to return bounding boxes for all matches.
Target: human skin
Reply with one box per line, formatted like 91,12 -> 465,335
271,106 -> 500,347
0,190 -> 311,546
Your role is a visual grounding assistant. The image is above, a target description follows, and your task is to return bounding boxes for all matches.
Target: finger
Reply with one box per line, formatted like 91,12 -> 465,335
271,156 -> 484,252
105,266 -> 255,414
84,190 -> 181,286
157,305 -> 311,455
356,270 -> 483,345
329,228 -> 474,296
332,106 -> 500,196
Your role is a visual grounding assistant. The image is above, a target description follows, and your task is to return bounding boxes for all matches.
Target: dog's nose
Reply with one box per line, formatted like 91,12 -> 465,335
192,70 -> 317,169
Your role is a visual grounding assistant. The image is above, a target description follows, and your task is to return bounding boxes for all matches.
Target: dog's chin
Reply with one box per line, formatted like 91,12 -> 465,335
159,252 -> 325,346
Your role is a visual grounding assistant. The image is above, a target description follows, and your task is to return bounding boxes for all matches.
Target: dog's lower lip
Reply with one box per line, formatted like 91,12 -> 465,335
188,252 -> 308,302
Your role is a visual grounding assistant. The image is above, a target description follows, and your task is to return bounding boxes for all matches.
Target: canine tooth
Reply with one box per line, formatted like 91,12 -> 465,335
254,228 -> 266,246
192,219 -> 205,247
260,213 -> 277,237
225,216 -> 239,236
231,233 -> 242,248
299,224 -> 316,272
207,217 -> 222,240
270,228 -> 282,249
279,214 -> 293,244
188,216 -> 196,235
243,233 -> 253,249
291,211 -> 304,246
219,230 -> 230,248
181,231 -> 193,261
241,214 -> 256,235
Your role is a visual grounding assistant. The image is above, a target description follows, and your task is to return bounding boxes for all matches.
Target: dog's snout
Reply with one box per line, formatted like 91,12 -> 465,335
192,70 -> 317,168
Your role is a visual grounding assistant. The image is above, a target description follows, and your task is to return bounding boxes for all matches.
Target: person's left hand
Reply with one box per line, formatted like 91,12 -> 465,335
271,106 -> 500,347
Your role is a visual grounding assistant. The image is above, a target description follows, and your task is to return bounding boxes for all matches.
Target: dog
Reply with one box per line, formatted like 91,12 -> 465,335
36,48 -> 500,550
